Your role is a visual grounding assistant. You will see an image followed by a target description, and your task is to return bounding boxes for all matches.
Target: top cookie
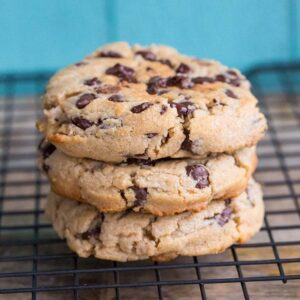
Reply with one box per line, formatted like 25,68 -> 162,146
38,42 -> 267,163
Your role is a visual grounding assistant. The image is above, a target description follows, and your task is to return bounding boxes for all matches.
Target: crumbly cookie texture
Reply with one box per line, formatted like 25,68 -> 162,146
39,140 -> 257,216
46,179 -> 264,262
37,42 -> 267,163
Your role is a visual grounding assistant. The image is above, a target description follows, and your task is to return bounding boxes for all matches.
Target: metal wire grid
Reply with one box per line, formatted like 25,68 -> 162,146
0,68 -> 299,299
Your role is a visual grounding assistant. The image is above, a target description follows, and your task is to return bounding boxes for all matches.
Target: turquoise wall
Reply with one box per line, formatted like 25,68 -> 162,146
0,0 -> 299,73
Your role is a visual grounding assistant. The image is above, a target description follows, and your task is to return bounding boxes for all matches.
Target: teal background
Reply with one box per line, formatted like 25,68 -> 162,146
0,0 -> 299,73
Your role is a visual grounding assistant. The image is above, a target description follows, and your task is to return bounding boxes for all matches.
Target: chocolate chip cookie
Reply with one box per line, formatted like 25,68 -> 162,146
46,178 -> 264,262
37,42 -> 267,163
39,140 -> 257,216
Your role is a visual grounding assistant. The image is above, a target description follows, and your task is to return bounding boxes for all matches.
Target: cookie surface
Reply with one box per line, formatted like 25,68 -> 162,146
46,179 -> 264,262
40,140 -> 257,215
37,42 -> 267,163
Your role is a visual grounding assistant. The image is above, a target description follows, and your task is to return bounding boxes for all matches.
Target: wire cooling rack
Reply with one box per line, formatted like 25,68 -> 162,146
0,66 -> 300,300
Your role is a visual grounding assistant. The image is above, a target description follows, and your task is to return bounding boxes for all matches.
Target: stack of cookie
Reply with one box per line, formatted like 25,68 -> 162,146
38,42 -> 267,262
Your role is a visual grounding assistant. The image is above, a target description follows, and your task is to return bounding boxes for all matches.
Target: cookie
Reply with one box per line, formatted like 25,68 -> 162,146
46,178 -> 264,262
37,42 -> 267,163
39,140 -> 257,216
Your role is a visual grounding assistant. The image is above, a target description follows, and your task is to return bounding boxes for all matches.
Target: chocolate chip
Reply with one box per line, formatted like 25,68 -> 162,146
158,90 -> 168,95
42,163 -> 50,173
226,69 -> 238,76
146,133 -> 158,138
106,63 -> 136,82
42,143 -> 56,159
108,94 -> 124,102
160,105 -> 168,115
181,129 -> 193,151
76,93 -> 97,109
84,77 -> 101,86
159,59 -> 174,68
136,50 -> 156,61
185,164 -> 209,189
176,63 -> 190,74
192,76 -> 215,84
81,226 -> 101,240
72,117 -> 94,130
170,101 -> 195,117
131,186 -> 148,207
215,73 -> 241,87
127,158 -> 156,166
95,84 -> 120,94
131,102 -> 152,113
98,51 -> 123,58
75,61 -> 88,67
215,207 -> 232,226
225,89 -> 238,99
146,76 -> 167,95
166,75 -> 194,89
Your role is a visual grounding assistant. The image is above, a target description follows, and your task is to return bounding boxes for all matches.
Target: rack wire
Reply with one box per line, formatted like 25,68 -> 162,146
0,66 -> 300,299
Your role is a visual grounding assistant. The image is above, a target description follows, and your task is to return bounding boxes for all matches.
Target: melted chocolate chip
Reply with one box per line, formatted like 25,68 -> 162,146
131,186 -> 148,207
95,84 -> 120,94
181,129 -> 193,151
159,59 -> 173,68
166,75 -> 194,89
84,77 -> 101,86
176,63 -> 190,74
108,94 -> 124,102
146,133 -> 158,138
215,207 -> 232,226
98,51 -> 123,58
225,89 -> 238,99
131,102 -> 153,113
106,63 -> 136,82
185,164 -> 209,189
76,93 -> 97,109
192,76 -> 215,84
72,117 -> 94,130
81,226 -> 101,240
147,76 -> 167,95
170,101 -> 195,117
136,50 -> 156,61
42,143 -> 56,159
160,105 -> 168,115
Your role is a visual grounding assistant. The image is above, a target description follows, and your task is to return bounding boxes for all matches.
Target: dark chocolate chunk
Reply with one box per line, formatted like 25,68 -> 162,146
146,76 -> 167,95
84,77 -> 101,86
159,59 -> 174,68
76,93 -> 97,109
136,50 -> 156,61
185,164 -> 209,189
81,226 -> 101,240
106,63 -> 136,82
146,133 -> 158,138
160,104 -> 168,115
166,75 -> 194,89
176,63 -> 190,74
98,51 -> 123,58
95,84 -> 120,94
225,89 -> 238,99
170,101 -> 195,117
42,143 -> 56,159
108,94 -> 124,102
42,163 -> 50,173
131,186 -> 148,207
131,102 -> 153,113
75,61 -> 88,67
215,207 -> 232,226
181,129 -> 193,151
72,117 -> 94,130
192,76 -> 215,84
